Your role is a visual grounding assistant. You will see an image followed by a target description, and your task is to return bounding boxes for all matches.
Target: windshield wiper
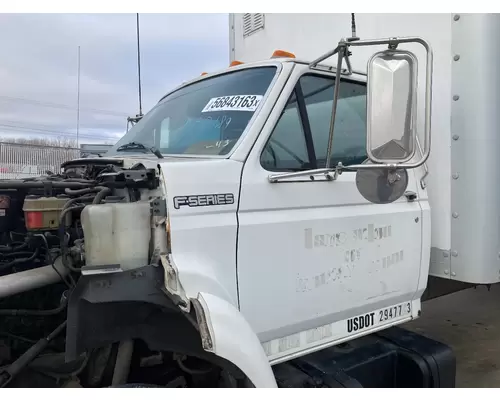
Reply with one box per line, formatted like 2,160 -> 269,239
116,141 -> 163,159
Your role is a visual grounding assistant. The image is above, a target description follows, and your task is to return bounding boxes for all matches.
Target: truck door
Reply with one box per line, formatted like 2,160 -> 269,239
236,67 -> 424,363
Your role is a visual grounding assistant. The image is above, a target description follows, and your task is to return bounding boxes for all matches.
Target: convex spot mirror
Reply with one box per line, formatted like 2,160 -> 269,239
356,167 -> 409,204
366,49 -> 418,164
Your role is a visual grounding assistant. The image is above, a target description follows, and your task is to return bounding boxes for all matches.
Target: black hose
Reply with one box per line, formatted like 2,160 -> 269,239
58,205 -> 85,230
55,253 -> 76,287
93,187 -> 112,204
175,356 -> 213,375
0,248 -> 39,272
62,195 -> 95,211
58,236 -> 82,275
64,186 -> 106,197
8,241 -> 26,247
63,178 -> 97,184
9,232 -> 26,241
1,251 -> 36,259
0,242 -> 28,253
0,181 -> 91,190
32,352 -> 90,379
61,252 -> 81,273
34,234 -> 74,289
0,295 -> 68,316
58,206 -> 85,273
0,321 -> 67,387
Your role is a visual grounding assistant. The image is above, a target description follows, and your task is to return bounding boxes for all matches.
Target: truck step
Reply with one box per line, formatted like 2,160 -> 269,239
272,326 -> 456,388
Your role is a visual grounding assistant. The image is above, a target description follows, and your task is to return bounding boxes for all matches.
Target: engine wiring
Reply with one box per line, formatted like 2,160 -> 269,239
0,290 -> 68,317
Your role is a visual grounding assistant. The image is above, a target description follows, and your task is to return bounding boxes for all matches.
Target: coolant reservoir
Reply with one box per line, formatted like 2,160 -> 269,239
81,202 -> 151,271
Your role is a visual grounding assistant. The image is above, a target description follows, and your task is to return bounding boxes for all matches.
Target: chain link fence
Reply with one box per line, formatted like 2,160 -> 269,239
0,142 -> 81,180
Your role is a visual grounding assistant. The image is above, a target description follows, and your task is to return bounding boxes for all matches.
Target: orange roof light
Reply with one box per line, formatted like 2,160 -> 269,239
230,60 -> 244,67
201,72 -> 208,75
271,50 -> 296,59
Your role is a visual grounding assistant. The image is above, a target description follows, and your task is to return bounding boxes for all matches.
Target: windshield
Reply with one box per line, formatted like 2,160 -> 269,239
106,66 -> 278,157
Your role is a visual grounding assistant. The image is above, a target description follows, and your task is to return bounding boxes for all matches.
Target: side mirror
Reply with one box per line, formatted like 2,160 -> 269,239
366,50 -> 418,164
356,167 -> 409,204
269,37 -> 432,194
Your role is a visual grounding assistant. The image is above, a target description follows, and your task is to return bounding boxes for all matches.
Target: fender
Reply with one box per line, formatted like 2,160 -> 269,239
65,264 -> 277,388
194,292 -> 278,388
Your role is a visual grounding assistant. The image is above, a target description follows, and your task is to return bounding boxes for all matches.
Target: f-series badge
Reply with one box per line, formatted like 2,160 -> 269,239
173,193 -> 235,209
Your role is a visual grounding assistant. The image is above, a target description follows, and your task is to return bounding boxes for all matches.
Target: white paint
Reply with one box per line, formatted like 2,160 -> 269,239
197,292 -> 278,388
263,299 -> 419,365
449,14 -> 500,283
414,200 -> 431,302
121,54 -> 429,374
231,12 -> 452,257
231,13 -> 500,285
236,62 -> 424,343
104,53 -> 429,377
158,158 -> 243,307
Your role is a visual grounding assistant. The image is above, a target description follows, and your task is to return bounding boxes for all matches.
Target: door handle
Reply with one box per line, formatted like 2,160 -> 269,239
404,191 -> 417,202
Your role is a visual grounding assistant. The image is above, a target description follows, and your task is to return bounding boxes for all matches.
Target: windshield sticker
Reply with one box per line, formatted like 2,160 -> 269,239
201,95 -> 263,113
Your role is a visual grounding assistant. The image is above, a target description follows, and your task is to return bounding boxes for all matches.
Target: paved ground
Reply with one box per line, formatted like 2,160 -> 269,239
404,284 -> 500,388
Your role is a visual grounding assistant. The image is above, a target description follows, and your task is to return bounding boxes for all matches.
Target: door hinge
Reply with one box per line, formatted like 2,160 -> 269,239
151,197 -> 167,216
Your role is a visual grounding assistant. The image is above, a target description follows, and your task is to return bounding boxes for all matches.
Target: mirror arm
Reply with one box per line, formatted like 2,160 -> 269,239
342,163 -> 402,171
309,40 -> 354,76
309,45 -> 341,68
415,135 -> 429,189
268,168 -> 340,183
325,46 -> 346,169
344,52 -> 354,76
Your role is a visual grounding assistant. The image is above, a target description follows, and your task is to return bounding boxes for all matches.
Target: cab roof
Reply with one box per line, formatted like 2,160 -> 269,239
158,55 -> 366,103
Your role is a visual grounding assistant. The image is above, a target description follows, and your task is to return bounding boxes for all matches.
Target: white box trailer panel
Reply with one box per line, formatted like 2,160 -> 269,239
230,13 -> 500,284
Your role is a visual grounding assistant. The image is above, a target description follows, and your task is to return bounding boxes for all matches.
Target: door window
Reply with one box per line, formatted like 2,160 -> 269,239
261,74 -> 367,171
260,92 -> 313,171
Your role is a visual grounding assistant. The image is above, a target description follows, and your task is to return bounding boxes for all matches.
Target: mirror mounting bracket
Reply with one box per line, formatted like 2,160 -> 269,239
126,113 -> 144,132
268,163 -> 343,184
310,36 -> 433,173
268,161 -> 407,191
387,169 -> 403,185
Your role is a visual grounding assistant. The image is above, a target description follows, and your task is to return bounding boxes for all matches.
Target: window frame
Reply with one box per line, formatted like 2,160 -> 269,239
259,71 -> 367,173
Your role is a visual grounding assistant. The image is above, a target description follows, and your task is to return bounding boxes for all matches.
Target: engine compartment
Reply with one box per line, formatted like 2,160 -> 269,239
0,159 -> 167,387
0,158 -> 159,283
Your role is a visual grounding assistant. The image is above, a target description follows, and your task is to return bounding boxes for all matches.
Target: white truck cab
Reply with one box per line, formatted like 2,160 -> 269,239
4,13 -> 499,388
92,25 -> 433,385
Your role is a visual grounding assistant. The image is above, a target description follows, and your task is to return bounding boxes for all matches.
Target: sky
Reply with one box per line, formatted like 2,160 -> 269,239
0,13 -> 229,146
